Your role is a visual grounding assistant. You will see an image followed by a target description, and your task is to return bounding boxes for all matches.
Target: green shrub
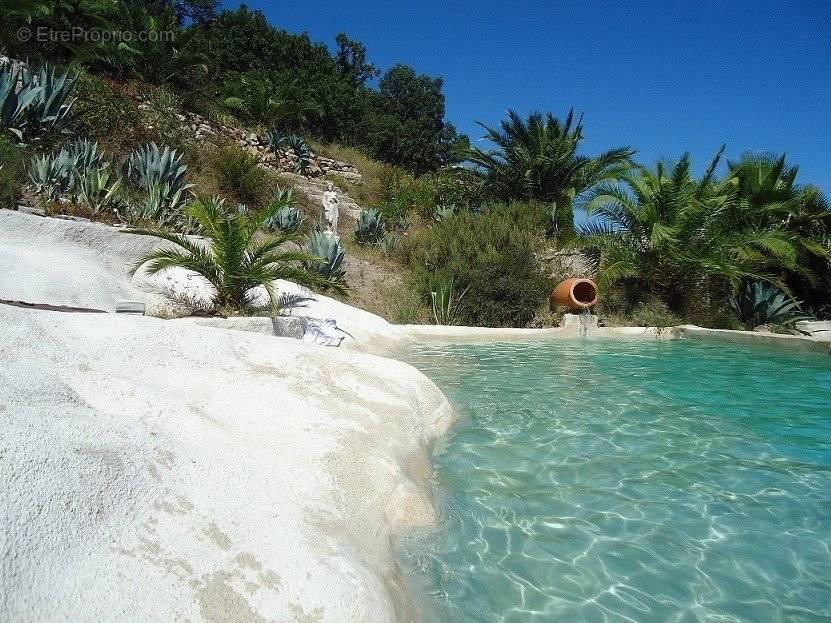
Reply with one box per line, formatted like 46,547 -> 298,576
404,203 -> 553,327
374,166 -> 432,223
138,85 -> 191,149
626,300 -> 683,328
70,72 -> 142,144
423,167 -> 480,214
0,136 -> 25,209
212,145 -> 268,206
373,166 -> 481,225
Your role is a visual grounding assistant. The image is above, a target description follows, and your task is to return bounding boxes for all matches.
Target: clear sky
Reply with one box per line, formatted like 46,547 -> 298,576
232,0 -> 830,193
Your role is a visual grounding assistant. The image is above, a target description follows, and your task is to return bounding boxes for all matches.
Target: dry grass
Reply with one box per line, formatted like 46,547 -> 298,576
310,142 -> 386,207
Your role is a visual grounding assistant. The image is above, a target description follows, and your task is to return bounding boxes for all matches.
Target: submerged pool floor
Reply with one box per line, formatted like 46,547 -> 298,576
399,339 -> 831,622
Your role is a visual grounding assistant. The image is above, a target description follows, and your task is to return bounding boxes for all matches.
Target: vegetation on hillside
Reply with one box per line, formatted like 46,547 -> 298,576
1,1 -> 466,174
0,1 -> 828,328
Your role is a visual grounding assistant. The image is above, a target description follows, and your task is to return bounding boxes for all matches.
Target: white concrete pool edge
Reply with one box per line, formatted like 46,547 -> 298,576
395,323 -> 831,354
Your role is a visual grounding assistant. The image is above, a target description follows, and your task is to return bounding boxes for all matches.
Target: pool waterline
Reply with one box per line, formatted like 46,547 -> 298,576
397,338 -> 831,622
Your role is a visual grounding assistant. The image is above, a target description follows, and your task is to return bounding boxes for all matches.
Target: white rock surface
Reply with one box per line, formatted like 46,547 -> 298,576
0,209 -> 157,310
0,210 -> 402,347
0,304 -> 454,621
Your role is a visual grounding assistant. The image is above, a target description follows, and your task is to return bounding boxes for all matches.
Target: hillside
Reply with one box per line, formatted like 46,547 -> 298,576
1,0 -> 828,330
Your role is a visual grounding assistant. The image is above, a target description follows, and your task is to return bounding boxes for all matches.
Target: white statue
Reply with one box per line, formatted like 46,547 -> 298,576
322,182 -> 339,237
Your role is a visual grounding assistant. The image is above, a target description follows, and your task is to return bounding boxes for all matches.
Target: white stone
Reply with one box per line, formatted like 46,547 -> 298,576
0,303 -> 453,621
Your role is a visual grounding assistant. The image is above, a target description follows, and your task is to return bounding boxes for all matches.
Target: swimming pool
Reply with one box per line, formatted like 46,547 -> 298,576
398,339 -> 831,622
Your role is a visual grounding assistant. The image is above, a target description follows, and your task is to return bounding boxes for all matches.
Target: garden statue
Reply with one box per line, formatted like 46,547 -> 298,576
322,182 -> 339,238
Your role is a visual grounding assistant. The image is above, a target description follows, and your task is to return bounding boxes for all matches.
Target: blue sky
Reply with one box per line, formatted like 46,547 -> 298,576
232,1 -> 830,193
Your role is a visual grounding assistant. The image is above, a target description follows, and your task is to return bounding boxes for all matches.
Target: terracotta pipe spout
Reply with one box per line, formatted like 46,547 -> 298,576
550,278 -> 598,312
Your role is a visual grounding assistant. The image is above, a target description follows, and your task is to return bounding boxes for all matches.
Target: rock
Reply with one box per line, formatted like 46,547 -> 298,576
271,315 -> 308,339
0,210 -> 395,347
795,320 -> 831,337
16,204 -> 46,217
0,303 -> 454,622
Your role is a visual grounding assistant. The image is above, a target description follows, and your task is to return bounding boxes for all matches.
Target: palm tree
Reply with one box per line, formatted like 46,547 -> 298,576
128,195 -> 344,313
468,109 -> 634,237
575,149 -> 804,313
726,153 -> 831,309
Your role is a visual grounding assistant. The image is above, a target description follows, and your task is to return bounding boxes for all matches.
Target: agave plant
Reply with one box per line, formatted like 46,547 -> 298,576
266,205 -> 305,234
19,63 -> 78,131
126,142 -> 193,225
430,275 -> 468,325
355,208 -> 385,246
127,142 -> 190,192
379,234 -> 398,255
263,188 -> 305,233
125,181 -> 192,229
74,164 -> 123,215
728,281 -> 809,329
28,150 -> 78,201
67,138 -> 103,173
433,204 -> 455,223
0,64 -> 41,140
303,229 -> 347,286
266,130 -> 312,175
128,195 -> 344,313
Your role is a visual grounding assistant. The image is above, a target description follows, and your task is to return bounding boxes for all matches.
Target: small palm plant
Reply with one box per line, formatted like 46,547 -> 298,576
128,195 -> 344,314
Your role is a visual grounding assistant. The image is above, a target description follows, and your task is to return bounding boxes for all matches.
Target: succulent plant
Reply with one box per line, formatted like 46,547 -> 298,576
0,64 -> 40,140
125,180 -> 191,229
127,142 -> 190,193
266,130 -> 312,175
433,204 -> 455,222
303,229 -> 346,285
728,281 -> 809,329
67,137 -> 103,173
379,234 -> 398,255
20,63 -> 78,130
430,274 -> 468,326
266,204 -> 305,234
355,208 -> 385,246
28,149 -> 78,201
74,164 -> 123,214
263,188 -> 304,233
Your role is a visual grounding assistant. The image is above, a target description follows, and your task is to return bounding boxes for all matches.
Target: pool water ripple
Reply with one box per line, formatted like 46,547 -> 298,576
398,339 -> 831,622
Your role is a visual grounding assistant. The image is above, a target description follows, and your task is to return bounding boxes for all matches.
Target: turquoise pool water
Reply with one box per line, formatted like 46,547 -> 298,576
398,339 -> 831,622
